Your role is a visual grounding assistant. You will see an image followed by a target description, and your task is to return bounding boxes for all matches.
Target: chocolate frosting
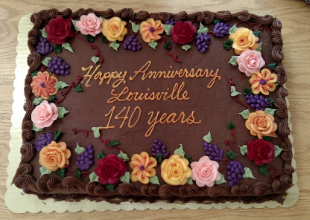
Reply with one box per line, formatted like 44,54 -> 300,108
14,8 -> 294,204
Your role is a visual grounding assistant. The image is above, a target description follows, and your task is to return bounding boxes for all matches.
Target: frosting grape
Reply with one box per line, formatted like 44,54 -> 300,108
76,145 -> 94,171
48,56 -> 70,75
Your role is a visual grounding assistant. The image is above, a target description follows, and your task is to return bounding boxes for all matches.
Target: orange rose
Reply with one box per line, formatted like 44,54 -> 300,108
161,154 -> 192,186
245,110 -> 278,139
39,141 -> 71,171
102,17 -> 127,42
229,27 -> 259,55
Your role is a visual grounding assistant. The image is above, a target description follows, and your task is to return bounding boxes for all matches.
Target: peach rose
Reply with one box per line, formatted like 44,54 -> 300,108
76,13 -> 102,37
245,110 -> 278,139
229,27 -> 259,55
161,154 -> 192,186
237,49 -> 265,77
191,156 -> 221,187
31,100 -> 58,129
39,141 -> 71,171
102,17 -> 127,42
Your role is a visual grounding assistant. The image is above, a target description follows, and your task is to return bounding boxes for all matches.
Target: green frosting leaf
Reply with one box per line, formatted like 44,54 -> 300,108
185,155 -> 193,165
106,184 -> 115,191
120,172 -> 130,183
75,143 -> 85,154
48,95 -> 56,102
223,39 -> 233,50
228,24 -> 238,34
32,123 -> 43,132
101,35 -> 108,43
229,56 -> 238,66
89,172 -> 99,182
86,34 -> 95,43
92,127 -> 100,138
274,145 -> 283,157
259,165 -> 268,176
239,109 -> 251,119
53,130 -> 61,141
253,31 -> 261,37
130,21 -> 140,33
239,145 -> 248,155
91,56 -> 99,64
62,42 -> 74,53
72,19 -> 80,31
182,44 -> 191,51
255,42 -> 262,52
148,41 -> 158,49
150,175 -> 160,185
163,24 -> 173,36
76,168 -> 82,179
74,84 -> 83,92
58,107 -> 68,118
110,41 -> 120,51
231,86 -> 241,96
40,166 -> 52,176
226,150 -> 237,160
203,131 -> 212,143
187,177 -> 193,185
263,136 -> 272,142
264,108 -> 276,115
228,120 -> 235,129
42,57 -> 51,66
56,168 -> 66,177
156,153 -> 162,165
174,144 -> 185,158
243,86 -> 253,95
54,44 -> 62,53
31,70 -> 39,77
215,173 -> 226,184
55,81 -> 68,90
268,98 -> 275,107
213,19 -> 221,24
243,167 -> 255,179
40,28 -> 47,38
117,151 -> 129,161
268,62 -> 277,70
109,140 -> 120,147
197,22 -> 209,34
100,16 -> 107,21
97,151 -> 106,159
33,97 -> 43,105
164,41 -> 172,50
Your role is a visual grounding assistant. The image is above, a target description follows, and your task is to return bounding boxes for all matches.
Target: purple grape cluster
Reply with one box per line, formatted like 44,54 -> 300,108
164,19 -> 176,25
245,94 -> 270,111
151,139 -> 170,159
76,145 -> 94,171
33,132 -> 53,152
36,36 -> 53,56
226,160 -> 245,187
203,142 -> 223,161
212,22 -> 233,38
123,35 -> 142,52
48,56 -> 70,75
196,33 -> 211,53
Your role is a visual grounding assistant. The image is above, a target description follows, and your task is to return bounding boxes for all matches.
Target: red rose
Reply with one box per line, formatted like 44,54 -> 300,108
247,139 -> 276,166
45,15 -> 75,45
170,21 -> 196,44
95,154 -> 127,185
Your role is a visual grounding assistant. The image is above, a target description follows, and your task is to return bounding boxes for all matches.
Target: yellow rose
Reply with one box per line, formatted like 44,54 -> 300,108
161,154 -> 192,186
102,17 -> 127,42
229,27 -> 258,55
39,141 -> 71,171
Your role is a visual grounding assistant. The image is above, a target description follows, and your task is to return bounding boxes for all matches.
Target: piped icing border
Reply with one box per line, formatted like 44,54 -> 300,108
13,8 -> 293,203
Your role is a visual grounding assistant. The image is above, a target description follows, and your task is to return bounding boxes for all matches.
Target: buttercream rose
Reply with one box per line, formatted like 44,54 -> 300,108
102,17 -> 127,42
247,139 -> 276,165
95,154 -> 128,185
161,154 -> 192,186
45,15 -> 75,45
190,156 -> 221,187
39,141 -> 71,172
237,49 -> 265,76
229,27 -> 259,55
31,100 -> 58,129
245,110 -> 278,139
76,13 -> 102,37
170,21 -> 196,44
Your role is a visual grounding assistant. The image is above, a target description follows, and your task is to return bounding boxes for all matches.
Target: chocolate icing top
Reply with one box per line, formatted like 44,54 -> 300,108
13,8 -> 293,203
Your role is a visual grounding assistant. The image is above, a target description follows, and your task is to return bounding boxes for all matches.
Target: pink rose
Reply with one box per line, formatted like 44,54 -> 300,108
31,100 -> 58,129
76,13 -> 102,37
191,156 -> 221,187
237,49 -> 265,77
